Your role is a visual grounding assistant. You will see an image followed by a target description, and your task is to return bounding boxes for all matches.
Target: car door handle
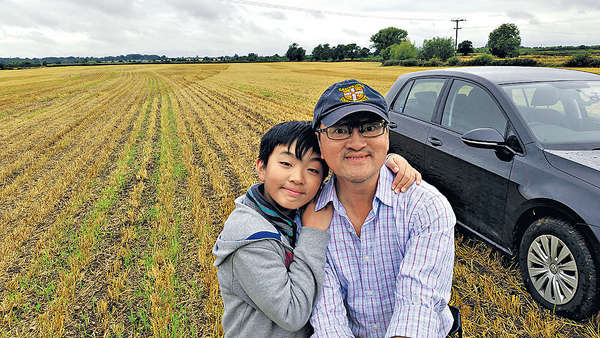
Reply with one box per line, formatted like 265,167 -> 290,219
428,137 -> 443,146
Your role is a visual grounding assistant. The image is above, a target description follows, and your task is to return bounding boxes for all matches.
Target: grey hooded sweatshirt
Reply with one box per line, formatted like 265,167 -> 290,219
213,185 -> 330,338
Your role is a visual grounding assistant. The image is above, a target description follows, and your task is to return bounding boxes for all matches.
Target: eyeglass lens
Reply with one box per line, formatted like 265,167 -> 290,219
327,121 -> 385,139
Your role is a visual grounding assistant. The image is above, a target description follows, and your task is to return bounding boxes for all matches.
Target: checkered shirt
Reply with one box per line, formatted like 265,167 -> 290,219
307,166 -> 456,338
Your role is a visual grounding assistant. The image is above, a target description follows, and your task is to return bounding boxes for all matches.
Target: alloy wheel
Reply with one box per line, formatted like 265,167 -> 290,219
527,234 -> 578,305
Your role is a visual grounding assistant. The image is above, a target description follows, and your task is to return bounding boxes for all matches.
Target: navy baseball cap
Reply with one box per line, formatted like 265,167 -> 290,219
312,79 -> 390,129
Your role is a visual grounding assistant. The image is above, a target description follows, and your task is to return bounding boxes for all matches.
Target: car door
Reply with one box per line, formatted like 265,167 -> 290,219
426,79 -> 513,244
388,78 -> 447,173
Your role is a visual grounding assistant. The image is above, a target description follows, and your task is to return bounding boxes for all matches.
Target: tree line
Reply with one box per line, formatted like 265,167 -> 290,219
2,23 -> 599,70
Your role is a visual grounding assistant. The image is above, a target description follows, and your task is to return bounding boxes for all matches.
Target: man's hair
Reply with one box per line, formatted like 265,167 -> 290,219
258,121 -> 328,179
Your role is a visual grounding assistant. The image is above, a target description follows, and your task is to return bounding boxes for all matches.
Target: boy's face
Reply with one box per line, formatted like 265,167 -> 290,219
257,141 -> 324,210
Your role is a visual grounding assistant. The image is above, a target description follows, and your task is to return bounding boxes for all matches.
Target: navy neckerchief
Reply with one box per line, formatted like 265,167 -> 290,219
245,183 -> 298,248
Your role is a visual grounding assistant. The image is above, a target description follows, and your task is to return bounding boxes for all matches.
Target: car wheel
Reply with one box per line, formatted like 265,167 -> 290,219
519,217 -> 598,319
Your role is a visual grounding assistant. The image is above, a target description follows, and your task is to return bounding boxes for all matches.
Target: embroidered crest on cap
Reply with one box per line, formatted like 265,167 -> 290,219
339,84 -> 368,103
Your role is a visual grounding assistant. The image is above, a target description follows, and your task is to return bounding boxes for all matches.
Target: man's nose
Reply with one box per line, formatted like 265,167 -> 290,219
346,127 -> 367,149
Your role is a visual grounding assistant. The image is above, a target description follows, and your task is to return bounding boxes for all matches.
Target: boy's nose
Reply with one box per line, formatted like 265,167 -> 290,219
289,168 -> 304,184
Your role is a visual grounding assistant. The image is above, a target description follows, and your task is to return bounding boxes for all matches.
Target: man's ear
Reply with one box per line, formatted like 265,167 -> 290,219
256,159 -> 266,182
315,132 -> 325,159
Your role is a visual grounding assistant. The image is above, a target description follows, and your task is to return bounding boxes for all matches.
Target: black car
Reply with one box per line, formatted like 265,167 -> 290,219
385,66 -> 600,319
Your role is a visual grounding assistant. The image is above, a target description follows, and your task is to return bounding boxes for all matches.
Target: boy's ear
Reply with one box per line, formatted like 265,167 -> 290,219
256,159 -> 266,182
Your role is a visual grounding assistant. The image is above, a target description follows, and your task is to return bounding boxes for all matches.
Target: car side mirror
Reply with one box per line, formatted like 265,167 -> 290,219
461,128 -> 515,155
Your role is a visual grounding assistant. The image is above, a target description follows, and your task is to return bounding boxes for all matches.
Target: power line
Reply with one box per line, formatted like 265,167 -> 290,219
226,0 -> 442,22
451,18 -> 466,50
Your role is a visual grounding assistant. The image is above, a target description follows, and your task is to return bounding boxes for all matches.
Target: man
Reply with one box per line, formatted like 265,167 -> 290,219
307,79 -> 456,337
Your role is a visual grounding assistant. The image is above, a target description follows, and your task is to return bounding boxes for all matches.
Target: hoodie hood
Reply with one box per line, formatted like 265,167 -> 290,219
213,193 -> 294,266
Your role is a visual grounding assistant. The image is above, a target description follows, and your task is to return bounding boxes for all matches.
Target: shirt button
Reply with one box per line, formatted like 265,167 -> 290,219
364,256 -> 370,262
373,324 -> 379,329
366,290 -> 373,296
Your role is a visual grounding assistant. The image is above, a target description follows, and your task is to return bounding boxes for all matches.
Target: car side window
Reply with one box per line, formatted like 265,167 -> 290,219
391,80 -> 413,113
441,80 -> 507,135
402,79 -> 445,122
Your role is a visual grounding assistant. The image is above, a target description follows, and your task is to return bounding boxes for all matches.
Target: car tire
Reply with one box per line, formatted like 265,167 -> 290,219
519,217 -> 598,319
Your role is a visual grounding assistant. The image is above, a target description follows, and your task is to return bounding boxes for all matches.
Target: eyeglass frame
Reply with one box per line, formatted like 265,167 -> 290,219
315,120 -> 396,140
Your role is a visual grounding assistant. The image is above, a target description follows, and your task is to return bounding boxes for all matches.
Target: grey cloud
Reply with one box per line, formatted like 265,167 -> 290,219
166,0 -> 233,21
558,0 -> 600,10
263,11 -> 286,20
342,28 -> 360,37
309,10 -> 326,19
506,10 -> 540,24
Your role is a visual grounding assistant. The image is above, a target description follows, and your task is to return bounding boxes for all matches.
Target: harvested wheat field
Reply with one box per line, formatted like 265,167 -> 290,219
1,62 -> 600,337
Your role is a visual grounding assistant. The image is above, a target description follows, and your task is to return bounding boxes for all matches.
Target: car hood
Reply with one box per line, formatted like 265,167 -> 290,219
544,150 -> 600,188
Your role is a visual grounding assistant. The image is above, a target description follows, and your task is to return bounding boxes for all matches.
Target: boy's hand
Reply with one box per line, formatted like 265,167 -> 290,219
385,153 -> 422,193
302,200 -> 333,232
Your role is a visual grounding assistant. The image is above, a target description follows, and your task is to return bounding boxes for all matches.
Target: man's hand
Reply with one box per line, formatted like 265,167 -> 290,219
385,153 -> 422,193
302,201 -> 333,231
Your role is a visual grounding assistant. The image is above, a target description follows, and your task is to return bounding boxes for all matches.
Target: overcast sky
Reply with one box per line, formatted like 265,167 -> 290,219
1,0 -> 599,58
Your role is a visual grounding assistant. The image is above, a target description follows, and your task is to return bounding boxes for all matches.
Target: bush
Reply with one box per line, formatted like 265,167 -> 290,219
400,59 -> 419,66
382,59 -> 402,66
388,41 -> 418,60
421,57 -> 442,67
564,54 -> 594,67
492,58 -> 538,66
465,54 -> 494,66
382,58 -> 419,67
421,37 -> 455,61
447,56 -> 460,66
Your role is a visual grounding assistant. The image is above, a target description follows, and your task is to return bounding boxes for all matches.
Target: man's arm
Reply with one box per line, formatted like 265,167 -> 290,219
387,193 -> 456,338
309,259 -> 354,337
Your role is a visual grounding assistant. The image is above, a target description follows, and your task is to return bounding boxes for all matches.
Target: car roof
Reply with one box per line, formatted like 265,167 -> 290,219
405,66 -> 600,85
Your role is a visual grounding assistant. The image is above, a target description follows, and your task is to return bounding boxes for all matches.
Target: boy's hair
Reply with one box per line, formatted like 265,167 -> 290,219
258,121 -> 329,179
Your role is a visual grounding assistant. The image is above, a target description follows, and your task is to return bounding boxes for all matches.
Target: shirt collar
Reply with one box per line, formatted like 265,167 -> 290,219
314,165 -> 394,211
374,165 -> 394,207
315,175 -> 337,211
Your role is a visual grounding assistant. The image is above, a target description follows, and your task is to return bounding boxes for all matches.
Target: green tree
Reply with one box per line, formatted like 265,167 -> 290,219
345,43 -> 362,60
386,41 -> 418,60
332,44 -> 347,61
488,23 -> 521,58
286,43 -> 306,61
247,53 -> 258,62
370,27 -> 408,55
359,47 -> 371,58
457,40 -> 474,56
421,37 -> 455,61
312,44 -> 324,60
312,44 -> 334,61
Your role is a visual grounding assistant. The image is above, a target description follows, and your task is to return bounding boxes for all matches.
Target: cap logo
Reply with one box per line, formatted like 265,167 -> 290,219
339,84 -> 367,103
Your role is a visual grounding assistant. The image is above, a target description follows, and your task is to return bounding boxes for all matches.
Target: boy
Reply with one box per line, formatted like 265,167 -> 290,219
213,121 -> 419,337
213,121 -> 332,337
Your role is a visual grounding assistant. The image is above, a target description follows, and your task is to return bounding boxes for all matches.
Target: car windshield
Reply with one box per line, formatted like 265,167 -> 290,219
502,80 -> 600,150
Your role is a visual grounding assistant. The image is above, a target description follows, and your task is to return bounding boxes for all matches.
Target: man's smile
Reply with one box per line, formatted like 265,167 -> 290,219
344,153 -> 370,161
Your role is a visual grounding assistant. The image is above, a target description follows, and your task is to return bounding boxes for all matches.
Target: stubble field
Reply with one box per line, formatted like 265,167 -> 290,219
1,62 -> 600,337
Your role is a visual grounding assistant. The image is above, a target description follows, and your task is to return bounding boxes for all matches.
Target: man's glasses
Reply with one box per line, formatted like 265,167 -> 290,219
316,121 -> 389,140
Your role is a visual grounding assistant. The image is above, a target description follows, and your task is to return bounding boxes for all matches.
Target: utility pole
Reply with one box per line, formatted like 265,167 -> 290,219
451,18 -> 466,50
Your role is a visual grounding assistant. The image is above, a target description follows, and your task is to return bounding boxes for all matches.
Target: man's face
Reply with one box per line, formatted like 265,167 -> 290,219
316,113 -> 389,185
